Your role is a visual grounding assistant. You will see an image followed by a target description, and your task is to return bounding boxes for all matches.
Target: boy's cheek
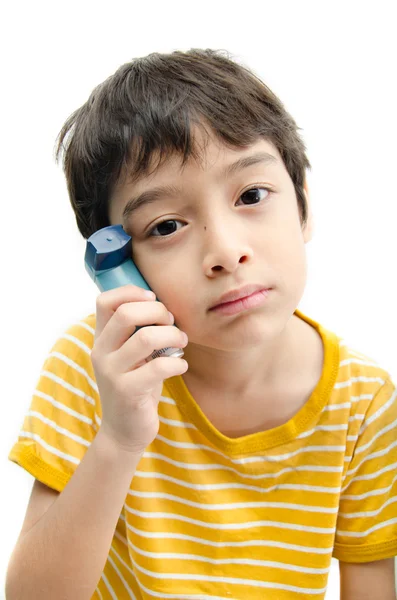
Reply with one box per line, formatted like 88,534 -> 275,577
145,274 -> 194,318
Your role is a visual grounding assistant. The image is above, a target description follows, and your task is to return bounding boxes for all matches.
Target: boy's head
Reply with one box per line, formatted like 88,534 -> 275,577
57,49 -> 313,350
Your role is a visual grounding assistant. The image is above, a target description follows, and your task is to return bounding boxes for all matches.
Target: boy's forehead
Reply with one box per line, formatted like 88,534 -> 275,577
121,135 -> 282,189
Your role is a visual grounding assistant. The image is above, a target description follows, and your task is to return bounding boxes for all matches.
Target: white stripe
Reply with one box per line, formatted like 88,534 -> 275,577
134,469 -> 340,494
348,414 -> 365,422
95,586 -> 103,600
297,424 -> 347,440
122,516 -> 333,554
230,443 -> 346,463
114,530 -> 128,546
61,333 -> 92,355
128,490 -> 338,514
347,435 -> 359,442
337,516 -> 397,538
95,413 -> 102,426
156,434 -> 345,463
143,451 -> 343,478
350,395 -> 374,402
48,351 -> 98,393
101,573 -> 118,600
33,390 -> 93,425
159,415 -> 196,429
339,495 -> 397,519
125,537 -> 329,574
341,460 -> 397,493
324,402 -> 351,412
340,358 -> 380,368
124,505 -> 335,534
334,377 -> 385,389
128,551 -> 328,595
19,431 -> 80,465
159,396 -> 177,405
41,371 -> 96,406
107,555 -> 136,599
77,320 -> 95,335
324,395 -> 373,412
234,445 -> 346,464
341,473 -> 397,501
26,411 -> 91,447
360,388 -> 397,432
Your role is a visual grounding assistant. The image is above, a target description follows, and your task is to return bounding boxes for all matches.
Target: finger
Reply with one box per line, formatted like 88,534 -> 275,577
95,284 -> 155,340
113,325 -> 188,372
96,301 -> 174,354
122,356 -> 189,398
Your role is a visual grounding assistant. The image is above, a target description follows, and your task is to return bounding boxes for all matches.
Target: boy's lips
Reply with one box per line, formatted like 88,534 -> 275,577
208,284 -> 272,310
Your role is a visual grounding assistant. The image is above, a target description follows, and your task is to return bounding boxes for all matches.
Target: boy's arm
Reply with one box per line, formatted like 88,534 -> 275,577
7,286 -> 187,600
5,430 -> 143,600
339,557 -> 396,599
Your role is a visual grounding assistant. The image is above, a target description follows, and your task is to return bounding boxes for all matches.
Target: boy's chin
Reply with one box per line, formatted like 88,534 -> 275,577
200,316 -> 288,351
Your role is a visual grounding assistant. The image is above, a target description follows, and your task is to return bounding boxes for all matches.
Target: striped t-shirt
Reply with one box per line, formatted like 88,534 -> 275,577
9,309 -> 397,599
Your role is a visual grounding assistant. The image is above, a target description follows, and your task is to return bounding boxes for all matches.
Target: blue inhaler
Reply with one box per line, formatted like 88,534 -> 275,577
84,224 -> 184,361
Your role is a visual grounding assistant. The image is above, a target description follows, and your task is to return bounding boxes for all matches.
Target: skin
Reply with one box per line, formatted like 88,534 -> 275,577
339,558 -> 396,599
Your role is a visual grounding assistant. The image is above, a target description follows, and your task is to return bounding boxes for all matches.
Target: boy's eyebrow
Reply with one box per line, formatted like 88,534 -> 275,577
223,151 -> 278,178
122,151 -> 278,222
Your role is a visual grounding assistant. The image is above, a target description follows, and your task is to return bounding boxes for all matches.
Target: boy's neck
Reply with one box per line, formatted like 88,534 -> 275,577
182,313 -> 315,401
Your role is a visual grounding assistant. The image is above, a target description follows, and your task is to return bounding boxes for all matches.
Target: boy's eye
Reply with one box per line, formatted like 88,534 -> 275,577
150,220 -> 184,237
237,186 -> 270,205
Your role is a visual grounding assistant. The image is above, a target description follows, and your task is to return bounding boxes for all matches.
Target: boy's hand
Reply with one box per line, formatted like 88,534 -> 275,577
91,284 -> 188,454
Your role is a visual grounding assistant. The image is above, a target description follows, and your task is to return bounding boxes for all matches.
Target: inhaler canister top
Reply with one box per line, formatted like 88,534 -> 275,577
84,224 -> 132,280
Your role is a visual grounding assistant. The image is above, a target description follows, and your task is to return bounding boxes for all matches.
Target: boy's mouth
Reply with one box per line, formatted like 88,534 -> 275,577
209,284 -> 272,312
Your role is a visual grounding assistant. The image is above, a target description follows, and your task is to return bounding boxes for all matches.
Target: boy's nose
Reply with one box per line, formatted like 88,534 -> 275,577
202,227 -> 253,277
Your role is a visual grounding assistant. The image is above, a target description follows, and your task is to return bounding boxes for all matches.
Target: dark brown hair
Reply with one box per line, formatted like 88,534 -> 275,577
55,49 -> 311,239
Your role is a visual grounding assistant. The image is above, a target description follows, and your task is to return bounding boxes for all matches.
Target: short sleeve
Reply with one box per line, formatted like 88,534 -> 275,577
333,376 -> 397,562
8,315 -> 100,492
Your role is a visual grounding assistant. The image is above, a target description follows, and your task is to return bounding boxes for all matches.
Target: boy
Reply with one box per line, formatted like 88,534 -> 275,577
5,49 -> 397,600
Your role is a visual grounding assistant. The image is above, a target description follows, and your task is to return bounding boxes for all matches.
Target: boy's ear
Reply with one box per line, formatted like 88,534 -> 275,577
302,180 -> 314,243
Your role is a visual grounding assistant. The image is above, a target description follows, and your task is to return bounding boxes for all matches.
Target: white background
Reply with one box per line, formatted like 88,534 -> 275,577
1,1 -> 396,598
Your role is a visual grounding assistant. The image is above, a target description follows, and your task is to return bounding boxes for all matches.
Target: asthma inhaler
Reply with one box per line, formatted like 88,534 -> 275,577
84,224 -> 184,361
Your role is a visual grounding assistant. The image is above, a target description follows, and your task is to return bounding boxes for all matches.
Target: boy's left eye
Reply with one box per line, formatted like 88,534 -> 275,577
150,220 -> 184,237
237,186 -> 271,205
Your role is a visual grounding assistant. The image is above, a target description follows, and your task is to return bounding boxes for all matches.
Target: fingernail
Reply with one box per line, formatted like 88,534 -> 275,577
168,311 -> 175,324
144,290 -> 155,299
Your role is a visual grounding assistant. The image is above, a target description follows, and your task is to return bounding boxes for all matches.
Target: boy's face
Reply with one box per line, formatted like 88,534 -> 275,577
109,131 -> 312,352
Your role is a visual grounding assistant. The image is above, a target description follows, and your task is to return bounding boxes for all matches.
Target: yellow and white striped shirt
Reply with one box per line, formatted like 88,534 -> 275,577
9,309 -> 397,599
